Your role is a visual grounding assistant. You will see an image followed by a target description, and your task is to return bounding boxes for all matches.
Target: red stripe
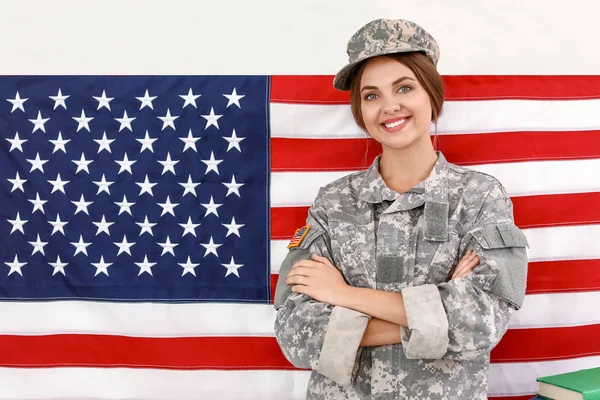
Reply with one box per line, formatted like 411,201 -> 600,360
0,335 -> 294,369
491,324 -> 600,362
271,131 -> 600,171
270,256 -> 600,297
3,325 -> 599,368
488,396 -> 534,400
271,75 -> 600,103
271,193 -> 600,239
527,259 -> 600,294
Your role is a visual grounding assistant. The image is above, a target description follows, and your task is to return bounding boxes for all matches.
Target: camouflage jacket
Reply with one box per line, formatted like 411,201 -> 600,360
274,152 -> 529,399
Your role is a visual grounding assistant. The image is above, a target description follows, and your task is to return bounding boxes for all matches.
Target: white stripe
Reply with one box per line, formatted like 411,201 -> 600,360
0,356 -> 598,399
0,368 -> 311,400
488,355 -> 600,397
271,224 -> 600,272
2,291 -> 600,336
270,159 -> 600,206
510,291 -> 600,329
271,100 -> 600,138
0,302 -> 276,336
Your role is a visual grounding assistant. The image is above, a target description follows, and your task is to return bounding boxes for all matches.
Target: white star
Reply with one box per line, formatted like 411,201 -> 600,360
137,130 -> 158,153
157,236 -> 178,256
4,255 -> 26,276
223,217 -> 245,238
115,195 -> 135,215
94,132 -> 115,153
223,175 -> 244,197
72,153 -> 94,174
71,234 -> 92,256
93,215 -> 114,236
179,216 -> 200,237
200,151 -> 223,175
29,111 -> 50,133
222,256 -> 244,277
92,256 -> 112,277
223,129 -> 246,152
157,196 -> 179,217
136,175 -> 157,196
48,173 -> 70,194
179,88 -> 201,109
200,236 -> 222,258
114,235 -> 135,256
7,91 -> 28,113
136,89 -> 157,110
115,153 -> 136,174
28,193 -> 47,214
158,152 -> 179,175
200,107 -> 222,129
48,214 -> 68,235
72,194 -> 93,215
135,255 -> 156,276
136,216 -> 157,236
93,90 -> 114,111
115,110 -> 136,132
180,129 -> 200,152
49,132 -> 71,153
157,108 -> 179,131
93,174 -> 114,195
26,153 -> 49,173
28,234 -> 48,256
200,196 -> 222,217
179,175 -> 201,197
6,132 -> 27,152
223,88 -> 245,108
8,172 -> 27,192
49,89 -> 69,110
179,256 -> 199,277
7,212 -> 27,234
72,109 -> 94,132
49,255 -> 68,276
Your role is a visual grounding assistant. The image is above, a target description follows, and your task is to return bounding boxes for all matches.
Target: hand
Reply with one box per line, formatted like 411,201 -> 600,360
285,254 -> 349,306
452,249 -> 480,279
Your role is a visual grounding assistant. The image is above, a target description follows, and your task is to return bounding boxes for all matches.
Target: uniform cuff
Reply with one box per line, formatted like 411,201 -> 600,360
400,284 -> 449,359
316,306 -> 370,385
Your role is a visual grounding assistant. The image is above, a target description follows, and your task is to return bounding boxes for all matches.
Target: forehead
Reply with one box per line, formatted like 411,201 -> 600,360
360,56 -> 416,87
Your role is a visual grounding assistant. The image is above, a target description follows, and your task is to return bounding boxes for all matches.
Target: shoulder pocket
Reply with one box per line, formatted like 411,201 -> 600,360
471,222 -> 528,249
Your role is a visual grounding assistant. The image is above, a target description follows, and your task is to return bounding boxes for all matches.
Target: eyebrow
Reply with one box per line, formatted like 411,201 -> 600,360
360,76 -> 416,93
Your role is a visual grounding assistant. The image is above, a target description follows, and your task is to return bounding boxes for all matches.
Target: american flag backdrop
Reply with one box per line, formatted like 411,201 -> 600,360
1,74 -> 600,399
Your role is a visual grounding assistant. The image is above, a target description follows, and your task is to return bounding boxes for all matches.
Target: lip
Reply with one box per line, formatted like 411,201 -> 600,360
380,116 -> 411,133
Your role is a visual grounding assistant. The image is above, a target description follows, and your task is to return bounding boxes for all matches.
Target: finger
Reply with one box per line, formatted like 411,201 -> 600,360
286,275 -> 308,286
453,254 -> 478,278
286,266 -> 313,280
453,256 -> 480,279
291,285 -> 308,295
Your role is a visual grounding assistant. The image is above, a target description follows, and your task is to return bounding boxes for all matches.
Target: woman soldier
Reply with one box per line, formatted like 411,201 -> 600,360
274,18 -> 529,399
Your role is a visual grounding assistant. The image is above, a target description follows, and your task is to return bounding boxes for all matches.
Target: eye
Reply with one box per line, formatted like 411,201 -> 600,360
397,85 -> 412,94
364,93 -> 378,101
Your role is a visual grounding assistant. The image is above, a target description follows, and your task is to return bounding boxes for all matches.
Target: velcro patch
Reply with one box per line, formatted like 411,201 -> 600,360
287,225 -> 311,249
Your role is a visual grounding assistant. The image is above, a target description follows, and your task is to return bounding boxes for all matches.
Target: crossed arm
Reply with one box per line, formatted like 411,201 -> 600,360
284,251 -> 480,346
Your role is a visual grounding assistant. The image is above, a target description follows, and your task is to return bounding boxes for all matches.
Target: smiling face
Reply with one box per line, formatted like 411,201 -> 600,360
358,56 -> 434,153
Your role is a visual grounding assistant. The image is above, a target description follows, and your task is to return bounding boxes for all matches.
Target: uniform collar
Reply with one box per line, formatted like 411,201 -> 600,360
358,151 -> 450,241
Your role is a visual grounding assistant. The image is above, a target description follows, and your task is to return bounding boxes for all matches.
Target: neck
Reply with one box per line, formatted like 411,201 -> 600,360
378,140 -> 438,194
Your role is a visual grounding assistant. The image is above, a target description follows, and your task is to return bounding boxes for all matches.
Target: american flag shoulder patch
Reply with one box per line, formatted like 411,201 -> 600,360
287,225 -> 311,249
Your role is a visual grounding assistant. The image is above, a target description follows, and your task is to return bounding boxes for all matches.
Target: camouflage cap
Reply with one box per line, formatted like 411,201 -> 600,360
333,19 -> 440,91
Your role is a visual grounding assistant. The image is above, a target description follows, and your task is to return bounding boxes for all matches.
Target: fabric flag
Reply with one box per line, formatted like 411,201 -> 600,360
1,75 -> 600,400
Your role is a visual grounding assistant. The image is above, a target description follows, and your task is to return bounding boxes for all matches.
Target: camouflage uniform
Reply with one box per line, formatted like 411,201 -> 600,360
274,152 -> 529,399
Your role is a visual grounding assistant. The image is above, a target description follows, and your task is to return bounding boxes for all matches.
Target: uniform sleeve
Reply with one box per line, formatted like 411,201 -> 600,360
274,189 -> 370,385
400,184 -> 529,360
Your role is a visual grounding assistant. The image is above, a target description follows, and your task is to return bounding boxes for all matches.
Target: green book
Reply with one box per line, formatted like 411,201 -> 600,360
537,367 -> 600,400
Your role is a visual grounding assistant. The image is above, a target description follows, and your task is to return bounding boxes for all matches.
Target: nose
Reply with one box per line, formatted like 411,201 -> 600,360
382,97 -> 401,114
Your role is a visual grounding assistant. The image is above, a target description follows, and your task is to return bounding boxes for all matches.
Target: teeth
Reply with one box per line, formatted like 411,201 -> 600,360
384,118 -> 406,128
